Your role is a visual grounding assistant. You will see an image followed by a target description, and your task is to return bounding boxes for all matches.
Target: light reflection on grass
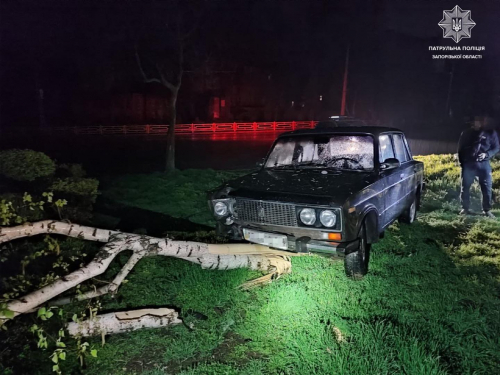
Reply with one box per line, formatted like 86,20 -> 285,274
73,155 -> 500,374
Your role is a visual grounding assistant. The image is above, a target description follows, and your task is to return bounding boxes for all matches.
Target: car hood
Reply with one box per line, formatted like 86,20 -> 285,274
225,168 -> 377,206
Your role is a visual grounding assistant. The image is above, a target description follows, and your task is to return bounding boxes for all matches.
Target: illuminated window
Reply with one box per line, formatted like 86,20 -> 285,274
319,95 -> 323,101
291,101 -> 294,107
213,97 -> 220,119
221,99 -> 226,107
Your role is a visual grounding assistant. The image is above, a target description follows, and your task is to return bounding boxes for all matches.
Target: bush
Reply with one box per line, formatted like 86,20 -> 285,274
50,177 -> 99,222
57,163 -> 86,178
0,150 -> 56,181
50,178 -> 99,199
0,150 -> 99,223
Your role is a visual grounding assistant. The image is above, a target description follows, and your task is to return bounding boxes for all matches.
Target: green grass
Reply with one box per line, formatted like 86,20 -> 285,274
7,156 -> 500,374
101,169 -> 247,226
78,219 -> 499,374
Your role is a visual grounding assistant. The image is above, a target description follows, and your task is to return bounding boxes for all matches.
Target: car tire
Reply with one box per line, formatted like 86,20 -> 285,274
399,194 -> 417,224
344,223 -> 371,278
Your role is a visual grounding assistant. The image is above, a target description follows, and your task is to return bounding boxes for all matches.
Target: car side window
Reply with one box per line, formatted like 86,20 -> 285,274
392,134 -> 409,163
379,134 -> 395,162
402,135 -> 413,159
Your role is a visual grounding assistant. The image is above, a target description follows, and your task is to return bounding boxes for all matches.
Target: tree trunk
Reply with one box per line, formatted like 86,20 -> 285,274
165,89 -> 178,172
0,221 -> 293,323
66,308 -> 182,337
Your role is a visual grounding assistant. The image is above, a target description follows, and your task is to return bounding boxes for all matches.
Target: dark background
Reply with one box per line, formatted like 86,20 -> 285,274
1,0 -> 499,141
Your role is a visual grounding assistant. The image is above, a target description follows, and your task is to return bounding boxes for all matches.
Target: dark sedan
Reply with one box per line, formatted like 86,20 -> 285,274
208,126 -> 424,277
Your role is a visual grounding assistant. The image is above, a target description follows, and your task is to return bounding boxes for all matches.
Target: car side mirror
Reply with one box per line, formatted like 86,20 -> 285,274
380,158 -> 400,171
256,158 -> 265,168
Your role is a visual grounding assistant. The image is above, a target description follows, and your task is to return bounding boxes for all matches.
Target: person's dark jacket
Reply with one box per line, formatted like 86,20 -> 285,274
458,128 -> 500,165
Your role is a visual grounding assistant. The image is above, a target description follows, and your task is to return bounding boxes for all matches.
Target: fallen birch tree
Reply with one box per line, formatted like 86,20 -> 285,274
66,308 -> 183,337
0,221 -> 294,325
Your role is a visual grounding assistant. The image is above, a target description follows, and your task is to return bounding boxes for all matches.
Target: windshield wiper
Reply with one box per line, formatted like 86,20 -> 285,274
267,164 -> 296,170
301,163 -> 369,172
296,161 -> 325,168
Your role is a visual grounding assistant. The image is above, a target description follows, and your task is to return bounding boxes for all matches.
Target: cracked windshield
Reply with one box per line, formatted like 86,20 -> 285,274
265,135 -> 374,170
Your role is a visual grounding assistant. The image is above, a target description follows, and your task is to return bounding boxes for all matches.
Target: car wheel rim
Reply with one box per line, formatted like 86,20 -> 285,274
410,201 -> 416,222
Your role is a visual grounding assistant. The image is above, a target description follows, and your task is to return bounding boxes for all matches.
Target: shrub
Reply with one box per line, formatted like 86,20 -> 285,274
57,164 -> 86,178
49,178 -> 99,222
0,150 -> 56,181
0,150 -> 99,223
50,178 -> 98,199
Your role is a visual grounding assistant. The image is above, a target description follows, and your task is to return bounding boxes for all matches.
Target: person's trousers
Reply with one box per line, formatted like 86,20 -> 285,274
460,161 -> 493,211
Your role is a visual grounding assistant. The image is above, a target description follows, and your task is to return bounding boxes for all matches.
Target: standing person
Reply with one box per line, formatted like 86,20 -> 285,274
458,116 -> 499,217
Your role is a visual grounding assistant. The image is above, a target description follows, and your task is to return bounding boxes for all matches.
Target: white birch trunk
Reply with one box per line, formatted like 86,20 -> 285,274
66,308 -> 182,337
0,221 -> 293,323
0,220 -> 114,244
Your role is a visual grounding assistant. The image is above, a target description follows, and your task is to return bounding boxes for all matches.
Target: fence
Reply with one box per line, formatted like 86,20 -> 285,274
31,121 -> 318,136
2,121 -> 459,154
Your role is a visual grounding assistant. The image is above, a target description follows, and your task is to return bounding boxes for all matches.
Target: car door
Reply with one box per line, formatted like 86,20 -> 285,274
392,133 -> 415,209
378,133 -> 405,227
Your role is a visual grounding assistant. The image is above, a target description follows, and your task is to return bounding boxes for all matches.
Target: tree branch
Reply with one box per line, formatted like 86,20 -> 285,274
3,236 -> 129,320
155,62 -> 176,92
176,40 -> 184,89
0,221 -> 293,323
0,220 -> 114,246
50,250 -> 146,306
134,44 -> 162,85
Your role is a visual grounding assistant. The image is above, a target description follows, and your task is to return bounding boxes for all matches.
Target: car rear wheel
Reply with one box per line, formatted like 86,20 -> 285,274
344,223 -> 371,278
399,194 -> 417,224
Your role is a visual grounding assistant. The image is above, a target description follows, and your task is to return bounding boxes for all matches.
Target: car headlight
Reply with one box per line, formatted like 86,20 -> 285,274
299,208 -> 316,225
214,201 -> 228,216
320,210 -> 337,227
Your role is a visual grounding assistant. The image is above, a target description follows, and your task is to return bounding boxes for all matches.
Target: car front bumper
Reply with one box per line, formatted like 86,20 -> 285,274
301,238 -> 360,256
217,222 -> 359,256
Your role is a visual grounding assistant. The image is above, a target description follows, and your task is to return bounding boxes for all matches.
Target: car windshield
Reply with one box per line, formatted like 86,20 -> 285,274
265,135 -> 374,171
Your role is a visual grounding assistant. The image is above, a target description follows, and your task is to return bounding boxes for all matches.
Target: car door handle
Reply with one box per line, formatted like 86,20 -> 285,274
400,173 -> 405,179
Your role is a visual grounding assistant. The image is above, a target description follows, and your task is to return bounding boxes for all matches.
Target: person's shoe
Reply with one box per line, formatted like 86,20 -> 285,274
483,211 -> 495,218
459,209 -> 470,215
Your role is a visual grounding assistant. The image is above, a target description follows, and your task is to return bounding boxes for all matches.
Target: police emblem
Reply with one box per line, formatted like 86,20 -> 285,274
438,5 -> 476,43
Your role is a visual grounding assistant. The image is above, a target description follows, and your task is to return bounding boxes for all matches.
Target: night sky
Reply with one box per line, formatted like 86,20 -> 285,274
1,0 -> 499,137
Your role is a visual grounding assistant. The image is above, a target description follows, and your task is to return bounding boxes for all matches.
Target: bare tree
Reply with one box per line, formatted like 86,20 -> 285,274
133,2 -> 203,172
135,43 -> 182,171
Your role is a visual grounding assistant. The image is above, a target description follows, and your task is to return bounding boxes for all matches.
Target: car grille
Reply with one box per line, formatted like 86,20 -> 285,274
234,199 -> 297,227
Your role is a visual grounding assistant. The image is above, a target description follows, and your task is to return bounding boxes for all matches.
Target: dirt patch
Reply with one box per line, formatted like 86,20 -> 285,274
211,331 -> 262,362
164,331 -> 264,374
124,346 -> 167,374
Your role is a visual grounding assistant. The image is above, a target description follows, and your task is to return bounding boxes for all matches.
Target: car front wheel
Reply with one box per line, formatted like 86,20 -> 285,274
344,223 -> 371,278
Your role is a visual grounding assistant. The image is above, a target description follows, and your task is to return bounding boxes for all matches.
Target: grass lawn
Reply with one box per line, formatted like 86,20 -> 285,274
6,156 -> 500,374
100,169 -> 247,227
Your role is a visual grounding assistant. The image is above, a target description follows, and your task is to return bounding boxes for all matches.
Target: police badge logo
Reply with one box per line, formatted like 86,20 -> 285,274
452,18 -> 461,32
438,5 -> 476,43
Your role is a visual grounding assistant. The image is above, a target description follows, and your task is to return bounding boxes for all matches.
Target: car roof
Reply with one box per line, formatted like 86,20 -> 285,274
277,125 -> 403,139
315,119 -> 368,128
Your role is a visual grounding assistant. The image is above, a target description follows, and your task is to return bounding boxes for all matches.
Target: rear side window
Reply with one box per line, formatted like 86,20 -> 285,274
403,135 -> 413,159
392,134 -> 410,162
379,134 -> 395,162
